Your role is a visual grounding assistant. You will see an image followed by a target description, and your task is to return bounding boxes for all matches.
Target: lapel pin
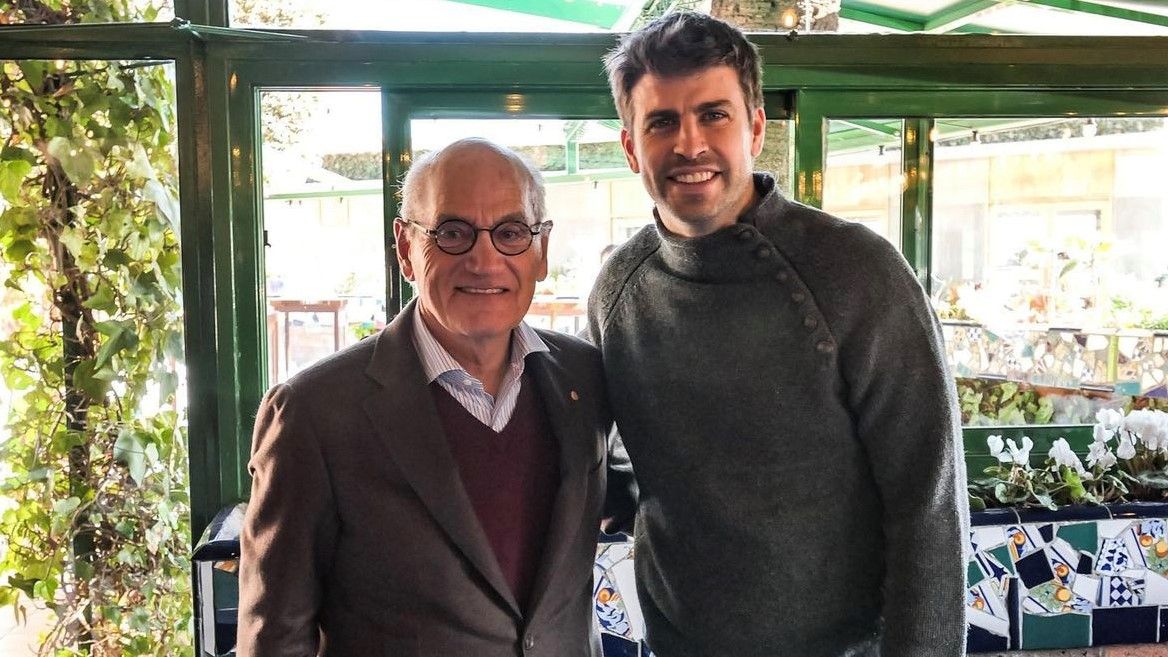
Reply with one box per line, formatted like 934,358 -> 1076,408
570,390 -> 579,401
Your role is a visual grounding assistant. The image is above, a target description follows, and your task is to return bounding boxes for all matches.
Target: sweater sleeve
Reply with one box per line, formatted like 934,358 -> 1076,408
237,383 -> 339,657
836,238 -> 970,657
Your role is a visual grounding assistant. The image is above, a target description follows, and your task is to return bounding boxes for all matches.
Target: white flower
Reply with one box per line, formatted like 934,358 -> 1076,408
1125,409 -> 1168,452
987,435 -> 1009,463
1093,423 -> 1112,445
1116,433 -> 1137,460
1086,440 -> 1117,470
1097,408 -> 1125,431
1006,436 -> 1033,466
1049,437 -> 1089,476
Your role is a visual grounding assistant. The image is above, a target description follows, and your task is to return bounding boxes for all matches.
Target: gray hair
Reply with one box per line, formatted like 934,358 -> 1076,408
398,137 -> 547,225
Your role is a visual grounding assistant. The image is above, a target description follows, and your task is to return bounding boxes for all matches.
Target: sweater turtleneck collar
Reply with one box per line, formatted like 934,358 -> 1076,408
653,173 -> 784,282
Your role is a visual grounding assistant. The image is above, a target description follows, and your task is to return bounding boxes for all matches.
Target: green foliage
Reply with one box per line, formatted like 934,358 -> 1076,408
958,378 -> 1058,426
0,1 -> 191,655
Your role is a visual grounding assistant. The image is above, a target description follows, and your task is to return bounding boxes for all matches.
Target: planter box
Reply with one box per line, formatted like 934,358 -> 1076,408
968,502 -> 1168,651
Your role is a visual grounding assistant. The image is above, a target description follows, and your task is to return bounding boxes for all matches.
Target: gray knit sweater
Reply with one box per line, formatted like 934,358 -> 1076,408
587,174 -> 969,657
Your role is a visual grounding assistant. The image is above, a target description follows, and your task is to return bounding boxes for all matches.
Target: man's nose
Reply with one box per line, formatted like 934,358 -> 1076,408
673,117 -> 708,160
463,230 -> 506,273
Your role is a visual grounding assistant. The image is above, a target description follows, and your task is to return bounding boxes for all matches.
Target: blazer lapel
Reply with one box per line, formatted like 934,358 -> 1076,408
523,348 -> 594,618
361,303 -> 520,617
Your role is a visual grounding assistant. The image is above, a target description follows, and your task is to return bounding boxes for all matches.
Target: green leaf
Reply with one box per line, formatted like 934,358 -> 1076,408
46,137 -> 95,185
93,320 -> 139,371
72,358 -> 114,400
114,429 -> 147,486
0,159 -> 32,203
969,494 -> 986,512
5,238 -> 36,262
52,496 -> 81,518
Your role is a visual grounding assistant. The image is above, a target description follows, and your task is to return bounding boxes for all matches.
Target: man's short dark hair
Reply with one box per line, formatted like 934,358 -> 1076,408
604,11 -> 763,127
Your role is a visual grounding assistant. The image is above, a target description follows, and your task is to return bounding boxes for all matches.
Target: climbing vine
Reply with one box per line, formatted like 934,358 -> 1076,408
0,1 -> 190,655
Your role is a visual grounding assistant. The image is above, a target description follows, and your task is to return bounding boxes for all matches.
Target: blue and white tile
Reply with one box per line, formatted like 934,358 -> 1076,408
1097,575 -> 1146,608
1007,525 -> 1044,560
1096,519 -> 1137,540
1096,537 -> 1136,575
1140,570 -> 1168,605
1072,573 -> 1101,609
971,526 -> 1007,553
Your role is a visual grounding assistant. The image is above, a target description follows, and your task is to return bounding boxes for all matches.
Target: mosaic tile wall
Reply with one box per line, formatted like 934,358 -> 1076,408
943,323 -> 1168,398
968,507 -> 1168,650
594,538 -> 651,657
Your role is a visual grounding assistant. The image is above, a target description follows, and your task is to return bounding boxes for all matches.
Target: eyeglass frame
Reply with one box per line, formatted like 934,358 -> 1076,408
396,217 -> 553,256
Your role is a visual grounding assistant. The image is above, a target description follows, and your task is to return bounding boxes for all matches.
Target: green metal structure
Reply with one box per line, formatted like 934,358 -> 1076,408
2,12 -> 1168,538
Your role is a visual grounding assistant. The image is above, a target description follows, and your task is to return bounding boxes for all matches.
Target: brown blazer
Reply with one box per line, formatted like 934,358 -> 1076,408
237,303 -> 614,657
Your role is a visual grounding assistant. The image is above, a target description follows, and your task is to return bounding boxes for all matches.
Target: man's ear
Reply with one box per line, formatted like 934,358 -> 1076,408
621,127 -> 641,174
393,219 -> 416,281
749,106 -> 766,158
536,232 -> 550,281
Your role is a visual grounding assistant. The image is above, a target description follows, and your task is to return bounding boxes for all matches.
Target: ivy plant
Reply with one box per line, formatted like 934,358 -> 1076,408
0,1 -> 190,655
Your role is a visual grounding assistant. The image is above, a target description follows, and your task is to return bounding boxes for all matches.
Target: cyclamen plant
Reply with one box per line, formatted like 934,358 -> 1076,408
971,408 -> 1168,510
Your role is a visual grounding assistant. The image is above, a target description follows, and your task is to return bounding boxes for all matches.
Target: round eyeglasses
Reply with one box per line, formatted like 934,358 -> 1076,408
399,218 -> 553,256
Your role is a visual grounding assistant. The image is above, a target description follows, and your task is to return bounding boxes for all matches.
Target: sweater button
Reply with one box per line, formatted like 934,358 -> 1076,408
754,245 -> 773,259
803,316 -> 818,330
791,291 -> 805,304
736,226 -> 754,241
816,340 -> 835,354
774,269 -> 789,283
524,634 -> 535,650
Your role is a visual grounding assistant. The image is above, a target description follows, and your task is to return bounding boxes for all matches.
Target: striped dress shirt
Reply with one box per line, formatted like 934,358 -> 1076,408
411,304 -> 549,432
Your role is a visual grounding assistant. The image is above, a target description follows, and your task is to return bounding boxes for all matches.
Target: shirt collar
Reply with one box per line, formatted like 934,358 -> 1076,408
411,303 -> 549,385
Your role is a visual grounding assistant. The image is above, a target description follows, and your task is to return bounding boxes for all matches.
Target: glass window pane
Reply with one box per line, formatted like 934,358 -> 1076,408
933,117 -> 1168,425
261,90 -> 386,383
409,117 -> 794,335
231,0 -> 625,31
1,0 -> 171,23
823,119 -> 903,248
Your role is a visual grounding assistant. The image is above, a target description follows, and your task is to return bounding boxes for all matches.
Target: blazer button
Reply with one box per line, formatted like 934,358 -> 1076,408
791,291 -> 806,304
736,226 -> 754,241
524,634 -> 535,650
816,340 -> 835,354
754,245 -> 773,259
803,316 -> 818,330
774,269 -> 789,283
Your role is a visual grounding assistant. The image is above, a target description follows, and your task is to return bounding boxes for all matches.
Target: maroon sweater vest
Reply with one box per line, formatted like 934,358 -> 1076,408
430,375 -> 560,612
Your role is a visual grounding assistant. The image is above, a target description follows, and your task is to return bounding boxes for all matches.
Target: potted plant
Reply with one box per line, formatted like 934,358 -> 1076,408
966,408 -> 1168,650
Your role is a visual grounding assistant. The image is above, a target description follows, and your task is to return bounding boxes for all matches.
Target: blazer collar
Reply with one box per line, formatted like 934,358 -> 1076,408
362,303 -> 594,620
363,301 -> 521,616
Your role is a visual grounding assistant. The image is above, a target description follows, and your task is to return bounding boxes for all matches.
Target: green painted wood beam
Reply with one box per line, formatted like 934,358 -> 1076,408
840,2 -> 925,31
1022,0 -> 1168,28
923,0 -> 1003,33
837,118 -> 901,136
449,0 -> 629,29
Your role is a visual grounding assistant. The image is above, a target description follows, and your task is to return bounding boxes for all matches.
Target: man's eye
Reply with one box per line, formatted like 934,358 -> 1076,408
703,111 -> 728,122
495,224 -> 527,242
647,118 -> 675,131
436,224 -> 471,241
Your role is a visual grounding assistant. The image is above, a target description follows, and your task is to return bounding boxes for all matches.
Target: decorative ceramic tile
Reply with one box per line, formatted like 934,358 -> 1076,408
1141,571 -> 1168,605
1092,606 -> 1160,645
968,507 -> 1168,649
943,324 -> 1168,397
593,540 -> 647,654
1007,524 -> 1044,560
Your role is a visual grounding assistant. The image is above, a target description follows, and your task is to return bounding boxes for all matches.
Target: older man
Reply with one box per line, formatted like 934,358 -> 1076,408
239,138 -> 629,656
588,12 -> 968,657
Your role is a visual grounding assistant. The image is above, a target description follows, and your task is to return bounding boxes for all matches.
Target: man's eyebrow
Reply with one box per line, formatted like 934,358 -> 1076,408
643,108 -> 679,124
435,212 -> 528,226
694,100 -> 733,112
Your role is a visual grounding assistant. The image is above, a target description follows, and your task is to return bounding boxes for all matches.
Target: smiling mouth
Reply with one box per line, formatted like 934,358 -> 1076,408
458,287 -> 506,295
669,171 -> 718,184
